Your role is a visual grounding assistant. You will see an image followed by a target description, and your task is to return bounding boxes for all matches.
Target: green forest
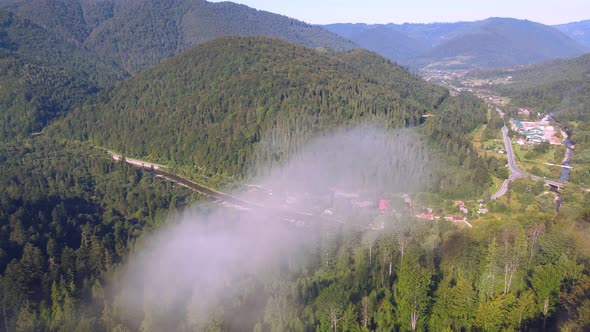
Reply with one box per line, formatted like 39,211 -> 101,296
0,0 -> 355,73
1,139 -> 589,331
0,2 -> 589,331
60,37 -> 492,196
0,9 -> 125,141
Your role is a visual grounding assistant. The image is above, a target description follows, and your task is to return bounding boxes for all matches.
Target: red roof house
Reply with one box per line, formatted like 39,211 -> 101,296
379,199 -> 390,211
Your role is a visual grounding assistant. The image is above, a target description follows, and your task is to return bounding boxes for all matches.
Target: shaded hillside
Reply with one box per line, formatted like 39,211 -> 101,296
0,9 -> 125,141
555,20 -> 590,49
0,0 -> 356,73
324,24 -> 427,64
393,22 -> 473,48
324,18 -> 587,70
416,18 -> 588,69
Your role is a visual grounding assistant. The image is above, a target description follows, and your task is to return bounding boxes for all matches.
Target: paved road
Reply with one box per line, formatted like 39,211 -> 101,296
490,108 -> 564,200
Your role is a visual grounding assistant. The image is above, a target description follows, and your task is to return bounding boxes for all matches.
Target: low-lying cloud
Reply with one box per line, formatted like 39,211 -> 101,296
112,126 -> 432,329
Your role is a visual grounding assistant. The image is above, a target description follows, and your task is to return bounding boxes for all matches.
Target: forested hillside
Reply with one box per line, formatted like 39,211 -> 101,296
0,138 -> 201,331
60,36 -> 491,195
0,0 -> 356,73
471,53 -> 590,121
0,9 -> 125,141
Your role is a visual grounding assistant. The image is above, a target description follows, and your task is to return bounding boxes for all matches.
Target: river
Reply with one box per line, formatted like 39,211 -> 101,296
559,128 -> 574,182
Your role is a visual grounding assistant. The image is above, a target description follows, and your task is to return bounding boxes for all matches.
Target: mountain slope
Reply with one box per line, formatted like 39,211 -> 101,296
416,18 -> 588,69
324,18 -> 587,70
555,20 -> 590,49
61,37 -> 445,176
58,37 -> 492,196
0,9 -> 125,140
0,0 -> 356,73
324,24 -> 427,64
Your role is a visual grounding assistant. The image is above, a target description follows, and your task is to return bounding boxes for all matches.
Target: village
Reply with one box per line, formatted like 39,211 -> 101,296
511,113 -> 561,145
242,185 -> 482,230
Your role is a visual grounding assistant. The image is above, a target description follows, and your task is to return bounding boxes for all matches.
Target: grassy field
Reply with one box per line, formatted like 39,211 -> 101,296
512,143 -> 563,179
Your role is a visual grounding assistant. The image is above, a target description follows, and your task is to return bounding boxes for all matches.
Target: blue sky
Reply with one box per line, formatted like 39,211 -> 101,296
208,0 -> 589,25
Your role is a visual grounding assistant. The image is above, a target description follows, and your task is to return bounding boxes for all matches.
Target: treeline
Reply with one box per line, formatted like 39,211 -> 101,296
0,138 -> 200,331
255,211 -> 589,331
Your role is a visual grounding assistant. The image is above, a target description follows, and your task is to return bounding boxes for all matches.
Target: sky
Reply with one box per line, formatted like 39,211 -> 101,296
208,0 -> 589,25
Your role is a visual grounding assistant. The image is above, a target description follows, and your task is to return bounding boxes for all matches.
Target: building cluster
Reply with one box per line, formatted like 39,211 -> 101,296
512,119 -> 559,144
415,200 -> 485,228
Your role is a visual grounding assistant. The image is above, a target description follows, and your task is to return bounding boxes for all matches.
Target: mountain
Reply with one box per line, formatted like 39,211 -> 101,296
58,36 -> 491,195
392,22 -> 474,48
324,18 -> 588,70
0,0 -> 356,73
0,9 -> 125,141
61,36 -> 445,175
417,18 -> 588,69
324,24 -> 427,64
555,20 -> 590,49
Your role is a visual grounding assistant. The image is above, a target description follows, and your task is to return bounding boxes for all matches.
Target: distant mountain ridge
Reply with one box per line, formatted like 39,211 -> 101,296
555,20 -> 590,49
0,0 -> 356,73
325,18 -> 589,70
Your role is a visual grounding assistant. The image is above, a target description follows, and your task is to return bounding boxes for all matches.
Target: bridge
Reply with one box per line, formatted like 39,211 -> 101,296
491,109 -> 566,200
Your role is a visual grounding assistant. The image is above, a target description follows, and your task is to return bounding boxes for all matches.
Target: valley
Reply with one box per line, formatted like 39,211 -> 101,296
0,1 -> 589,331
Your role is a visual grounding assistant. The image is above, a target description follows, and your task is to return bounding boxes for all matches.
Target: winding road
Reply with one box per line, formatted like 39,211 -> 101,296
491,108 -> 564,200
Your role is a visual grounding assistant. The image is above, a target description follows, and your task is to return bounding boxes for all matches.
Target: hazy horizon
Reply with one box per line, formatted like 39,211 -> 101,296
208,0 -> 589,26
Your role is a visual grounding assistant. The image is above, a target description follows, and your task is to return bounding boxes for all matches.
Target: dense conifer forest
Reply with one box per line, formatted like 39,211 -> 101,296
0,2 -> 589,331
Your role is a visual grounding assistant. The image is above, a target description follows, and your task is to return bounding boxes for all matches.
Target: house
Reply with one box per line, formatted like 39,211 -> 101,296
417,213 -> 435,220
527,135 -> 546,143
478,208 -> 489,214
460,207 -> 469,214
454,201 -> 465,208
512,120 -> 524,132
379,199 -> 390,212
